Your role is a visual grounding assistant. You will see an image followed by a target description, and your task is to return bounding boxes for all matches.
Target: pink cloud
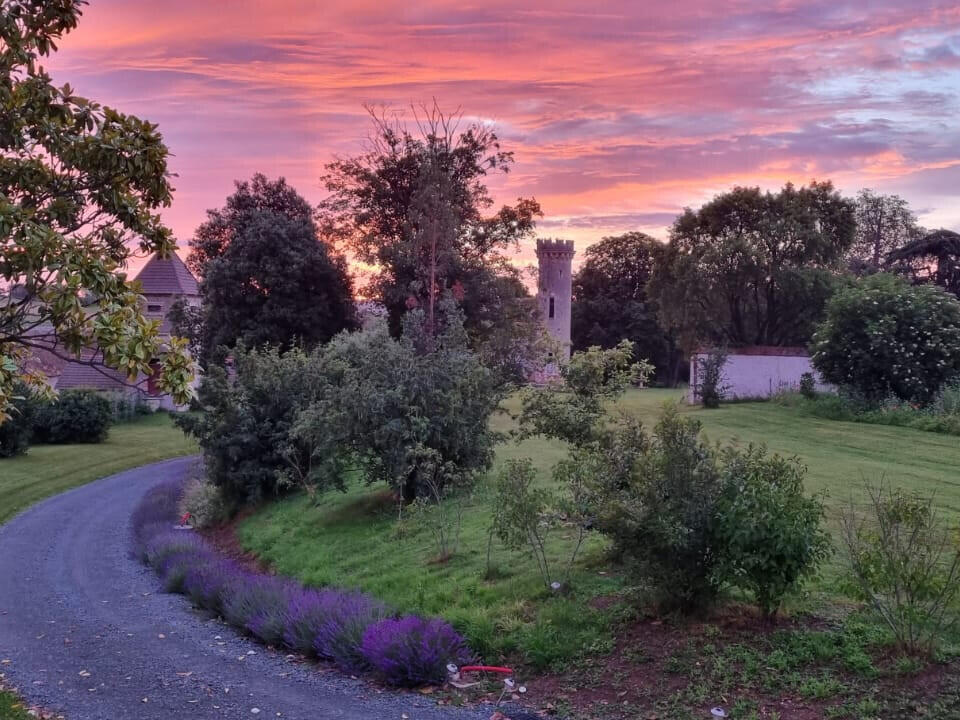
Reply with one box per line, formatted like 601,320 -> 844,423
42,0 -> 960,265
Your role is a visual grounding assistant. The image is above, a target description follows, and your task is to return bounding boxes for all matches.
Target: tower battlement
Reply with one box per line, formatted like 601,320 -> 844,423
536,238 -> 575,256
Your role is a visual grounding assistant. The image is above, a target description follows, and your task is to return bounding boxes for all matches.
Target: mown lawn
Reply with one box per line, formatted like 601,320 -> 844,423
238,389 -> 960,680
0,411 -> 196,718
0,412 -> 197,525
0,690 -> 32,720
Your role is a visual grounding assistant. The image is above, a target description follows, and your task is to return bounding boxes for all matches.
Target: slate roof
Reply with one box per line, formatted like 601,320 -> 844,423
133,252 -> 199,296
56,350 -> 136,392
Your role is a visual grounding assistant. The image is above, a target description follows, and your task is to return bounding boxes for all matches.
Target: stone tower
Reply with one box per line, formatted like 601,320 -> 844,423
536,238 -> 575,361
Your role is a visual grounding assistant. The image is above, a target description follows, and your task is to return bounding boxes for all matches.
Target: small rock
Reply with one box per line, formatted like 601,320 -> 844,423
251,709 -> 261,715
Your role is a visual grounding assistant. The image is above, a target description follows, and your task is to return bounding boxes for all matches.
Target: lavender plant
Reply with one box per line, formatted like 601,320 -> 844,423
131,478 -> 471,686
361,616 -> 472,687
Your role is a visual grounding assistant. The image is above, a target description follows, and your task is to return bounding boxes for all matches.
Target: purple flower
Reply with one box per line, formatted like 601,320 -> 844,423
361,616 -> 472,687
131,477 -> 476,686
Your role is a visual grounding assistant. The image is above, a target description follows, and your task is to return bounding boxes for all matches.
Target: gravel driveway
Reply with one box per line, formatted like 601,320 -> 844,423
0,456 -> 496,720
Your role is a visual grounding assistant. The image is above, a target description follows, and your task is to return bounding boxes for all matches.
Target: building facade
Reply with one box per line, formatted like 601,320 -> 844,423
57,252 -> 201,409
536,238 -> 575,363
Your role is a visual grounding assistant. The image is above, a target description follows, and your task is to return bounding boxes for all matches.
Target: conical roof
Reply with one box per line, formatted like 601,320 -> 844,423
133,251 -> 199,295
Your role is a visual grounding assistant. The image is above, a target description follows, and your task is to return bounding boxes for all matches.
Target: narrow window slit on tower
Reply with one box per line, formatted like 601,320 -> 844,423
549,296 -> 555,318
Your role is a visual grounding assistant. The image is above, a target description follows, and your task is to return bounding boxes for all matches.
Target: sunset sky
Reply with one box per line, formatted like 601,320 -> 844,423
47,0 -> 960,270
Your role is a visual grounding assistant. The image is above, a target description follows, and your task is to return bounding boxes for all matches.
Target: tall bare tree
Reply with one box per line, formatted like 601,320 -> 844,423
848,189 -> 923,273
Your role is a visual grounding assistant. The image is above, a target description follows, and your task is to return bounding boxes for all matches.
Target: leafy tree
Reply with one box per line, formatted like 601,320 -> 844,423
294,299 -> 505,502
0,0 -> 192,420
175,345 -> 327,505
191,177 -> 356,363
571,232 -> 682,384
886,229 -> 960,298
649,182 -> 855,350
318,105 -> 543,375
517,340 -> 651,448
847,189 -> 923,274
811,273 -> 960,404
187,173 -> 314,277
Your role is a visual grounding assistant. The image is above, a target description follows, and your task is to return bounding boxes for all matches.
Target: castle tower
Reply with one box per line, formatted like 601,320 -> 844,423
536,238 -> 575,361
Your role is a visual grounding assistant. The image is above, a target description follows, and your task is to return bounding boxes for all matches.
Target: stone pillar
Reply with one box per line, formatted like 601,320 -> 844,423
536,238 -> 575,361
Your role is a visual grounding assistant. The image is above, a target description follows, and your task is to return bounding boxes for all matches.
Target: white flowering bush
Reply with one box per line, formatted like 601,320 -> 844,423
811,274 -> 960,404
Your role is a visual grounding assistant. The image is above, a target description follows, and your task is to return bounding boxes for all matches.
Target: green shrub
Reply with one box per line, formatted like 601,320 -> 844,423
293,299 -> 504,502
716,446 -> 832,618
799,372 -> 816,399
0,383 -> 39,458
179,473 -> 232,528
841,483 -> 960,655
811,274 -> 960,404
33,389 -> 112,444
592,404 -> 726,612
696,347 -> 729,408
175,345 -> 323,506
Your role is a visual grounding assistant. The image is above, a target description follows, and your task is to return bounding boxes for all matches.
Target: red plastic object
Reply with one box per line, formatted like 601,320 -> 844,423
459,665 -> 513,675
180,512 -> 191,524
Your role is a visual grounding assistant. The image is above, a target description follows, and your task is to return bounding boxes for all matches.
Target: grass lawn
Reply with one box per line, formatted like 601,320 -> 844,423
0,412 -> 197,526
0,411 -> 196,718
0,691 -> 32,720
237,389 -> 960,717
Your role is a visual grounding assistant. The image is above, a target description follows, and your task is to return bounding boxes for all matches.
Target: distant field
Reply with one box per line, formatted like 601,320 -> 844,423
238,388 -> 960,669
0,413 -> 197,525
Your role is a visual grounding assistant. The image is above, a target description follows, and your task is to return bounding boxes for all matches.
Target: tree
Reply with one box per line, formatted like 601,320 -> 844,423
886,229 -> 960,297
571,232 -> 681,384
847,189 -> 923,274
294,298 -> 505,502
192,177 -> 356,363
175,344 -> 327,505
318,105 -> 543,374
648,182 -> 856,350
0,0 -> 192,420
811,273 -> 960,404
187,173 -> 314,278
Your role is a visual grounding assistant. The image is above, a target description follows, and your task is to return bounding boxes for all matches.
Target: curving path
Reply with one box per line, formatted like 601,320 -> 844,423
0,457 -> 495,720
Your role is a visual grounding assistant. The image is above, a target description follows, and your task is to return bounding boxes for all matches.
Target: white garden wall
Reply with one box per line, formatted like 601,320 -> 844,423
687,347 -> 832,403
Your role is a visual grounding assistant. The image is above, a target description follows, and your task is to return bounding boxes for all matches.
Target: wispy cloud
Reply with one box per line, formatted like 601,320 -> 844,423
47,0 -> 960,263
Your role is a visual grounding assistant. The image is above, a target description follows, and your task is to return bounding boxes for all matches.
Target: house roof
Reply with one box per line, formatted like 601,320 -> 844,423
133,251 -> 199,296
56,352 -> 134,392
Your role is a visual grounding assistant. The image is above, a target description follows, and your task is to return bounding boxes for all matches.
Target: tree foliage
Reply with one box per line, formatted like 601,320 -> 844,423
318,105 -> 544,379
187,175 -> 356,363
848,189 -> 922,274
517,340 -> 651,448
886,229 -> 960,298
715,447 -> 831,618
0,0 -> 192,420
571,232 -> 681,384
811,273 -> 960,404
649,182 -> 855,350
294,299 -> 505,502
181,299 -> 504,507
175,344 -> 325,505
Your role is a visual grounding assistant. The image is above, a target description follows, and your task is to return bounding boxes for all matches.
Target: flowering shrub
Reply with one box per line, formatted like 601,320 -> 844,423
131,479 -> 470,685
361,616 -> 472,687
224,575 -> 294,646
313,592 -> 388,672
812,274 -> 960,404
